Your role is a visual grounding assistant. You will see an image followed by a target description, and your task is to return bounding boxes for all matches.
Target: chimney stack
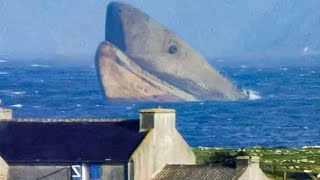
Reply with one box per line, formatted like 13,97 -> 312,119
0,108 -> 12,120
236,156 -> 260,168
236,156 -> 251,168
139,107 -> 176,133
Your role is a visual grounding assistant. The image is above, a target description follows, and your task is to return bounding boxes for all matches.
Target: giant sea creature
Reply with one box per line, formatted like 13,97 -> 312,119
96,2 -> 247,102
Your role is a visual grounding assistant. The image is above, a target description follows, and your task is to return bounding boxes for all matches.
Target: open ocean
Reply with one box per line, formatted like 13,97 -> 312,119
0,58 -> 319,148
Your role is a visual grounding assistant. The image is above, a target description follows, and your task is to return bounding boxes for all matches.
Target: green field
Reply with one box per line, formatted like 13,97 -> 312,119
192,147 -> 320,180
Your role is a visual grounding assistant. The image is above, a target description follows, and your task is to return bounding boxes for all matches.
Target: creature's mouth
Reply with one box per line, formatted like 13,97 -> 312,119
97,42 -> 197,102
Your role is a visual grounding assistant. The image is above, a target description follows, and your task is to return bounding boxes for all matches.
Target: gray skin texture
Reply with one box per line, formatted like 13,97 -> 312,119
98,2 -> 247,102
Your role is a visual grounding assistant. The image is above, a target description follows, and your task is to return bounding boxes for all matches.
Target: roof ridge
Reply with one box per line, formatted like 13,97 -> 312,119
0,118 -> 134,123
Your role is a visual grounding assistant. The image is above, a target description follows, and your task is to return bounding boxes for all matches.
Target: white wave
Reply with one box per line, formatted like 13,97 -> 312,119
245,90 -> 262,100
10,91 -> 26,95
0,72 -> 8,75
0,90 -> 26,96
282,67 -> 288,71
126,106 -> 133,110
0,60 -> 7,63
10,104 -> 23,108
31,64 -> 51,68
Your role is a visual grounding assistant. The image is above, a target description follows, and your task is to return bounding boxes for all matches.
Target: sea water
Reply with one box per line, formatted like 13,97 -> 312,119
0,59 -> 319,148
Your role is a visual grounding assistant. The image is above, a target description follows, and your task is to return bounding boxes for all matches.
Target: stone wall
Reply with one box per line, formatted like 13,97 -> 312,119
131,127 -> 196,180
131,109 -> 196,180
100,165 -> 125,180
8,166 -> 69,180
0,157 -> 8,180
8,164 -> 126,180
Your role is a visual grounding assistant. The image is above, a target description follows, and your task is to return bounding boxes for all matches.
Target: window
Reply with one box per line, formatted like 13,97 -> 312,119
89,165 -> 102,180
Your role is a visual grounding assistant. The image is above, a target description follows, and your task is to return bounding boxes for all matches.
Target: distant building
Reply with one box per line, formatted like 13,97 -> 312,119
0,107 -> 268,180
154,156 -> 269,180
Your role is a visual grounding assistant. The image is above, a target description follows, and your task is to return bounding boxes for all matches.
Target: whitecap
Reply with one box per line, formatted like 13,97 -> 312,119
245,90 -> 262,100
282,67 -> 288,71
126,106 -> 133,110
0,60 -> 7,63
0,72 -> 8,75
0,90 -> 26,96
31,64 -> 51,68
11,104 -> 23,108
10,91 -> 26,95
311,71 -> 316,74
76,104 -> 82,107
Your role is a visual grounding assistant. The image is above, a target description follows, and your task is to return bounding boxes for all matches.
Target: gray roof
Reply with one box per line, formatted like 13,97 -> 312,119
0,119 -> 147,163
153,165 -> 246,180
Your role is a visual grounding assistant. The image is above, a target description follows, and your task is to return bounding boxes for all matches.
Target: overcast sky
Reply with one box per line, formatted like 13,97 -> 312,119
0,0 -> 319,62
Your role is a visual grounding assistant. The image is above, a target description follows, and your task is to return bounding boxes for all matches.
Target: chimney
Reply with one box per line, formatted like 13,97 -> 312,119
139,107 -> 176,133
236,156 -> 260,168
236,156 -> 251,168
0,108 -> 12,120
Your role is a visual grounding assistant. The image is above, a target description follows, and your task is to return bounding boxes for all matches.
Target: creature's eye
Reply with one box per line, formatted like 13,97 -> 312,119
168,45 -> 178,54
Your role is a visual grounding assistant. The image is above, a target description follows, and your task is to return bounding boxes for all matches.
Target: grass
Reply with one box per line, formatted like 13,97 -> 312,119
192,147 -> 320,180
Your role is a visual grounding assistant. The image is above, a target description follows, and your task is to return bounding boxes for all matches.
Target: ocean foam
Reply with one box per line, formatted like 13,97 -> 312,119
246,90 -> 262,100
10,104 -> 23,108
0,90 -> 26,96
31,64 -> 51,68
10,91 -> 26,95
0,72 -> 8,75
0,60 -> 7,63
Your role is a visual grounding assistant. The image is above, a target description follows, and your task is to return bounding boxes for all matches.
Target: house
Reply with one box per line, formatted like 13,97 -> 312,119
154,156 -> 269,180
0,107 -> 195,180
0,107 -> 269,180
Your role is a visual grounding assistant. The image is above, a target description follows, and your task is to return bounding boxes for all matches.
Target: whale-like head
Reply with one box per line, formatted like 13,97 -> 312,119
97,2 -> 247,101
